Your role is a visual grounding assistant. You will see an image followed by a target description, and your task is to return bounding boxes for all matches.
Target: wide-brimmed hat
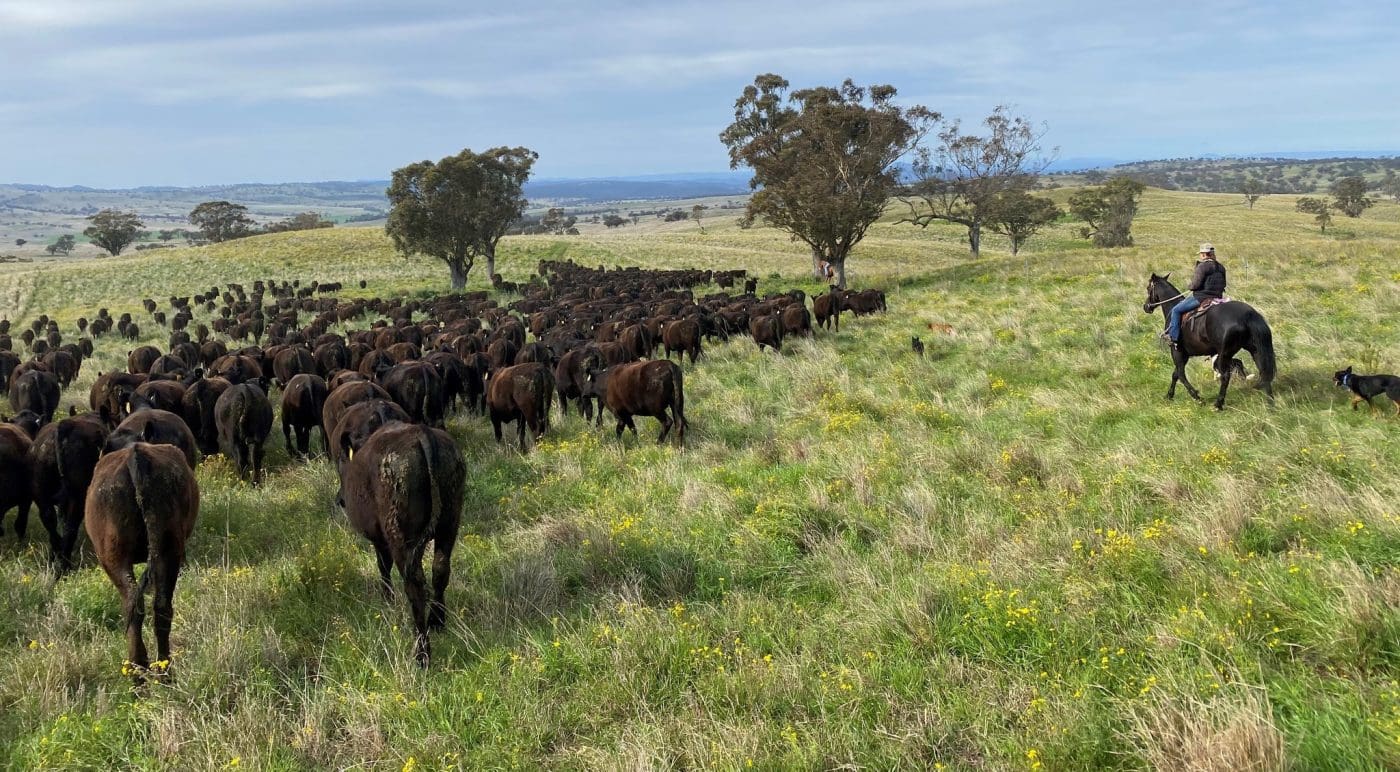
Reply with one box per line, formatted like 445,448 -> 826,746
1198,242 -> 1215,254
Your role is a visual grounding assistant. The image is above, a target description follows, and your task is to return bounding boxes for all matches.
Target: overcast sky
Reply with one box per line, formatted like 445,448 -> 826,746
2,0 -> 1396,187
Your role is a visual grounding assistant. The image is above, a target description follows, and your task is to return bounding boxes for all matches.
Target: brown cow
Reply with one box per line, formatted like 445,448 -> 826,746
131,379 -> 188,415
661,318 -> 702,364
781,303 -> 812,338
749,314 -> 783,353
105,408 -> 198,469
85,443 -> 199,682
272,346 -> 316,389
0,422 -> 33,540
813,290 -> 841,331
328,398 -> 411,474
487,362 -> 554,452
589,360 -> 688,444
127,346 -> 161,375
322,380 -> 392,444
335,422 -> 464,667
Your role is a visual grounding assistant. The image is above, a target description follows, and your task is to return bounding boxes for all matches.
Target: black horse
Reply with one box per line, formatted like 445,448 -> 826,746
1143,273 -> 1276,409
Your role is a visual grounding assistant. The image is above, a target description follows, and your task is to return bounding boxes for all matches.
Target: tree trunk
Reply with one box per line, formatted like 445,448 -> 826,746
835,258 -> 847,290
1009,236 -> 1020,256
968,223 -> 981,257
485,243 -> 497,282
448,259 -> 467,291
811,247 -> 824,279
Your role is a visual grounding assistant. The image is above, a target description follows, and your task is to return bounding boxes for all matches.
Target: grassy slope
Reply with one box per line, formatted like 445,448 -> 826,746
1,189 -> 1398,770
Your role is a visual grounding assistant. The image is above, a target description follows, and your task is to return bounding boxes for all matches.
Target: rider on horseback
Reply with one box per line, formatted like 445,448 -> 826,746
1165,243 -> 1226,349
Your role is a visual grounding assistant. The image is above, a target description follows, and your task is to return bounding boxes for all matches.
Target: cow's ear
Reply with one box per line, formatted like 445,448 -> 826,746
1163,272 -> 1171,280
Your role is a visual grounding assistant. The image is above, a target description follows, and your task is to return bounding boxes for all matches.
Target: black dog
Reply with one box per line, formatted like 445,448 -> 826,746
1335,366 -> 1400,414
911,336 -> 924,358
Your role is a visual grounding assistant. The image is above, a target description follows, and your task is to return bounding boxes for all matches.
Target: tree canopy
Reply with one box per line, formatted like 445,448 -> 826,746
900,106 -> 1052,257
1239,178 -> 1266,209
1329,176 -> 1373,217
1068,177 -> 1146,248
984,188 -> 1061,255
189,201 -> 256,243
1296,197 -> 1333,232
46,234 -> 75,256
385,146 -> 537,290
721,73 -> 936,288
265,212 -> 336,233
83,209 -> 144,256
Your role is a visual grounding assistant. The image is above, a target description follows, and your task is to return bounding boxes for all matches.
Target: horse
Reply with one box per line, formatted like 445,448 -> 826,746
1143,273 -> 1276,410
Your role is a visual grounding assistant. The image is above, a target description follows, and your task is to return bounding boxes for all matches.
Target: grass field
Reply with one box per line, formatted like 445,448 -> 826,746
1,188 -> 1398,770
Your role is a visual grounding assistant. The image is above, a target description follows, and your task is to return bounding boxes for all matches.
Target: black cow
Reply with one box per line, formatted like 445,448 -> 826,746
281,373 -> 329,457
30,412 -> 109,570
214,382 -> 274,484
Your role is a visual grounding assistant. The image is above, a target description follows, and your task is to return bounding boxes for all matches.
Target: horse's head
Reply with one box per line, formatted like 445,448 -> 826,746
1143,273 -> 1174,313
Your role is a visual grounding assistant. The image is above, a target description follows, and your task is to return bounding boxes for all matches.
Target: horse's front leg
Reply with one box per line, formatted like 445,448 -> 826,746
1174,352 -> 1202,401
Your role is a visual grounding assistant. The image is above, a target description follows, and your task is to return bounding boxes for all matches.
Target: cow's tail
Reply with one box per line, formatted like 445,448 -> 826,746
673,365 -> 689,439
1249,314 -> 1276,389
416,429 -> 442,538
128,446 -> 162,598
416,366 -> 431,424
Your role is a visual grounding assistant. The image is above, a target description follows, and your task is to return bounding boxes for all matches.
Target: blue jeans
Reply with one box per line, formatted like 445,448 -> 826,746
1168,296 -> 1200,342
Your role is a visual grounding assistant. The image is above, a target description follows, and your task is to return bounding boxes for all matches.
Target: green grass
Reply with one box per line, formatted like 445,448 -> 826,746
1,189 -> 1399,770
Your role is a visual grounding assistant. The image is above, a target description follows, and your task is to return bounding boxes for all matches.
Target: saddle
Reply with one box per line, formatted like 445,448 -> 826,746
1182,296 -> 1231,338
1183,296 -> 1230,322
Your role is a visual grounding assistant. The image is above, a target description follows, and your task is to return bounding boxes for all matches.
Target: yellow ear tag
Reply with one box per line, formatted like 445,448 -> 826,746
347,448 -> 354,461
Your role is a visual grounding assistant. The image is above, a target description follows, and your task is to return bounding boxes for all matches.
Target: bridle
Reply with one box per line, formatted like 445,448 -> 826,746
1144,291 -> 1185,309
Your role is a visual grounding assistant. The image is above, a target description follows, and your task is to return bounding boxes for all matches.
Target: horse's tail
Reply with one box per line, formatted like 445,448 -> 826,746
1249,314 -> 1276,388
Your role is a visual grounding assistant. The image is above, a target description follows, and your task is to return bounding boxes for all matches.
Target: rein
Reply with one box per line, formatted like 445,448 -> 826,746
1145,292 -> 1185,309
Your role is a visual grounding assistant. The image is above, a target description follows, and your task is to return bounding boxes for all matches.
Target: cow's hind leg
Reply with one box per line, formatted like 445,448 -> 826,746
395,545 -> 431,667
428,534 -> 454,630
12,496 -> 31,540
103,563 -> 147,680
150,557 -> 179,679
372,538 -> 394,600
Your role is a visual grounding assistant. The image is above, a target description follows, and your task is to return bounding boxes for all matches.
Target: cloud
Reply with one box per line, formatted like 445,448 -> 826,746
1,0 -> 1397,185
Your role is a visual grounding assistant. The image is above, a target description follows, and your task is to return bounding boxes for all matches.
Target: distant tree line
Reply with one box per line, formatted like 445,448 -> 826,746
1063,156 -> 1400,195
187,201 -> 335,244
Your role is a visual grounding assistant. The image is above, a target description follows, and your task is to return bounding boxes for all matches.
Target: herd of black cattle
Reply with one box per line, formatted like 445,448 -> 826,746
0,261 -> 887,673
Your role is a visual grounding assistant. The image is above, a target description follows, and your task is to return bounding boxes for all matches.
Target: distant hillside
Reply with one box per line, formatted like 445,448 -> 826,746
1053,156 -> 1400,194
